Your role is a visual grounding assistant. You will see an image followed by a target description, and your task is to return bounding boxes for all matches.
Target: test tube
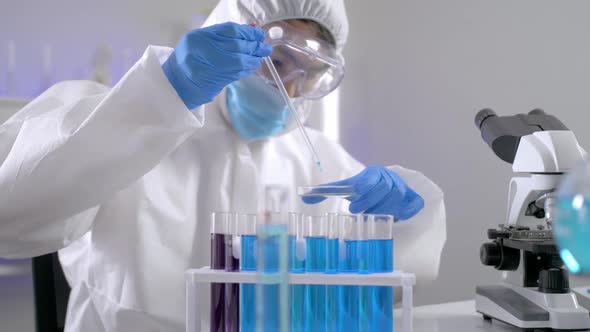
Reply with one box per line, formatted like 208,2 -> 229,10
288,213 -> 305,331
304,215 -> 327,332
368,214 -> 395,331
337,214 -> 363,332
358,215 -> 371,332
326,213 -> 339,332
225,214 -> 240,332
210,212 -> 230,332
239,214 -> 257,332
256,212 -> 289,332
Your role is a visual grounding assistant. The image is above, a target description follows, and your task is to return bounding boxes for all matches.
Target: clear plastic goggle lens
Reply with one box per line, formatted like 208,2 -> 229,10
257,43 -> 344,99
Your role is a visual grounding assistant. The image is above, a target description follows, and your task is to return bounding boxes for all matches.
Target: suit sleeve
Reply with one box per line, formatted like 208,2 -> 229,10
0,46 -> 205,258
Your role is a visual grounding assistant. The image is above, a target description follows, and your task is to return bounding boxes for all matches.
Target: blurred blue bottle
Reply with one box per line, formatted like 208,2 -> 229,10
337,214 -> 362,332
556,160 -> 590,274
239,214 -> 257,332
288,213 -> 305,332
368,214 -> 394,331
256,212 -> 289,332
304,215 -> 327,332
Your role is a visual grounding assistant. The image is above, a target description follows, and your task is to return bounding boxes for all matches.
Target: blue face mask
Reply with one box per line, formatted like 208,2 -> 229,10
226,75 -> 302,141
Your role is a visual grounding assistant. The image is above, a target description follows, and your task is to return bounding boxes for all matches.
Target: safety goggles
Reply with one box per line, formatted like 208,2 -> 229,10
257,20 -> 345,100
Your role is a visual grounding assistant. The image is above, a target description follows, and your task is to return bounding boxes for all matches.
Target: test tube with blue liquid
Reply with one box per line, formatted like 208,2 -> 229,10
337,214 -> 363,332
256,212 -> 289,332
304,215 -> 327,332
325,213 -> 340,332
239,214 -> 257,332
288,213 -> 305,331
368,214 -> 395,331
356,215 -> 372,332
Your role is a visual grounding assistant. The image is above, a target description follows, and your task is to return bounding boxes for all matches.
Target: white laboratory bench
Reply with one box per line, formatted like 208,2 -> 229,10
396,300 -> 539,332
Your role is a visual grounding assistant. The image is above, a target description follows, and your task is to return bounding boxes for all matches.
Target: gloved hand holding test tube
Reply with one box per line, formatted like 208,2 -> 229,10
300,166 -> 425,221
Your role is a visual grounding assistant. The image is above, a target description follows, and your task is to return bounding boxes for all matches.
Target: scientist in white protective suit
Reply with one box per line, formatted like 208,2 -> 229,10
0,0 -> 446,331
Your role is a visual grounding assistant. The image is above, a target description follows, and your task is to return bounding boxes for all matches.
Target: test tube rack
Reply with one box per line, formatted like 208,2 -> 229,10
185,267 -> 415,332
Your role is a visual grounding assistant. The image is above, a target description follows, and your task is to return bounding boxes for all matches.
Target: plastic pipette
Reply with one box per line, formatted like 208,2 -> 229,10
263,58 -> 323,171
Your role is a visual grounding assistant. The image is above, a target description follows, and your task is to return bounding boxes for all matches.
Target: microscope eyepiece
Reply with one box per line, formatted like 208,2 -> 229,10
529,109 -> 546,116
475,108 -> 569,164
475,108 -> 497,129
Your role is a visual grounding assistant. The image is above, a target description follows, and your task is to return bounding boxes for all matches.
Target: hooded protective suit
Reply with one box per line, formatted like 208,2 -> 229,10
0,0 -> 446,331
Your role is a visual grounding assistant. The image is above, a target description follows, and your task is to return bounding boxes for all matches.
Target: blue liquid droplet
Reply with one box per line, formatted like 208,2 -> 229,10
316,161 -> 323,172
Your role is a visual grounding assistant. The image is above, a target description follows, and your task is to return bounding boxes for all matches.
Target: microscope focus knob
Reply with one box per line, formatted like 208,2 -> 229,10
487,229 -> 510,239
538,268 -> 570,294
480,242 -> 502,267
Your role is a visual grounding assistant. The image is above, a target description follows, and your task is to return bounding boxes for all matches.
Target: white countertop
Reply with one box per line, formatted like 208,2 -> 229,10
396,300 -> 531,332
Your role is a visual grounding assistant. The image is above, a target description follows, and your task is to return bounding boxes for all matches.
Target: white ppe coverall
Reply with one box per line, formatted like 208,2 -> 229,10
0,0 -> 446,330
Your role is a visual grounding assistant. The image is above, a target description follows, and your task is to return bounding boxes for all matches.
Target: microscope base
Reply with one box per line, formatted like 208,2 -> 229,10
476,283 -> 590,331
573,287 -> 590,313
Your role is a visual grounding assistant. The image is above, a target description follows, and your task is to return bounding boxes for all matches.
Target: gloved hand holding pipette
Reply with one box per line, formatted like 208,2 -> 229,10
302,165 -> 425,220
162,22 -> 272,110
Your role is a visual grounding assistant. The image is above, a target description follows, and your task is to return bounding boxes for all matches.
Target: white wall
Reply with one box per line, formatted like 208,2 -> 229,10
0,0 -> 218,96
341,0 -> 590,305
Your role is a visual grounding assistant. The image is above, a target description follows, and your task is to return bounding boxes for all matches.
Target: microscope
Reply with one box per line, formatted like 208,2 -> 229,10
474,109 -> 590,331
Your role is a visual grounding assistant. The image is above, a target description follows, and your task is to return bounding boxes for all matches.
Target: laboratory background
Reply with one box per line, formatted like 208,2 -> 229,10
3,0 -> 590,331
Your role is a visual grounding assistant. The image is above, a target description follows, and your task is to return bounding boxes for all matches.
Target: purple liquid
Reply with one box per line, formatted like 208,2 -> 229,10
225,235 -> 240,332
210,233 -> 225,332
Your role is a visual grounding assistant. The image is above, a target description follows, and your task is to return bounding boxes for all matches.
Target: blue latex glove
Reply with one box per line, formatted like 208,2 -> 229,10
302,166 -> 425,221
162,22 -> 272,109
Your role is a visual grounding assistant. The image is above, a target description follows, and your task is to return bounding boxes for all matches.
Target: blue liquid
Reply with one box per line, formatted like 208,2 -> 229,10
357,240 -> 371,331
357,240 -> 369,274
326,239 -> 339,331
338,240 -> 361,332
240,235 -> 256,332
257,225 -> 288,332
289,236 -> 305,332
326,239 -> 339,273
369,239 -> 394,331
289,235 -> 305,272
358,286 -> 371,331
260,284 -> 279,332
555,199 -> 590,274
305,237 -> 327,332
241,235 -> 257,270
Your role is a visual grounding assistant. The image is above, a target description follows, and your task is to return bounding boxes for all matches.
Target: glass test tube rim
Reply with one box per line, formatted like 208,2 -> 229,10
369,214 -> 395,240
326,213 -> 340,239
238,213 -> 258,236
338,214 -> 365,241
211,211 -> 234,235
304,215 -> 328,238
297,185 -> 355,197
337,213 -> 394,240
288,212 -> 304,237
